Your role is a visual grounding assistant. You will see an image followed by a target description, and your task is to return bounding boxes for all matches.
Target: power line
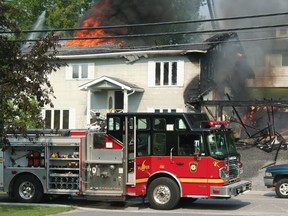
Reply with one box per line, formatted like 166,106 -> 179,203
19,35 -> 288,53
11,22 -> 288,43
2,11 -> 288,34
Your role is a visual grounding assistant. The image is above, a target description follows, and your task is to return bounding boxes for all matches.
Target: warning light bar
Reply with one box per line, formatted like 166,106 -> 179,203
208,121 -> 229,127
201,121 -> 229,128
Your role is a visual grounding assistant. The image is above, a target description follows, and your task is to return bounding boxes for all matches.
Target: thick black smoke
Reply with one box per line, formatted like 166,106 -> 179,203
80,0 -> 203,46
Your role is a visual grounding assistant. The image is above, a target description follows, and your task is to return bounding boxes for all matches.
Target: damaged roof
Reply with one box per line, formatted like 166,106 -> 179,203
56,32 -> 240,58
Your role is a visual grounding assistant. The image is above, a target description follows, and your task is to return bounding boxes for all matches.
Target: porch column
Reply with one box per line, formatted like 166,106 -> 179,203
86,89 -> 91,125
123,89 -> 128,113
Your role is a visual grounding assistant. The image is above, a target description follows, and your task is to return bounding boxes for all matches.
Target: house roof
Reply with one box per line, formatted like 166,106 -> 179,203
79,76 -> 144,92
55,33 -> 241,60
57,44 -> 209,60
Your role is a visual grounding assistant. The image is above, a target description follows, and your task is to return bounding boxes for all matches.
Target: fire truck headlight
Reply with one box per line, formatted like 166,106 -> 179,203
265,172 -> 272,177
219,167 -> 229,179
239,166 -> 244,175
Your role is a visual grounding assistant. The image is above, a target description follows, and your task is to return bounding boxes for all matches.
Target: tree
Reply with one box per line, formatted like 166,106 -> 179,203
0,1 -> 62,136
8,0 -> 96,35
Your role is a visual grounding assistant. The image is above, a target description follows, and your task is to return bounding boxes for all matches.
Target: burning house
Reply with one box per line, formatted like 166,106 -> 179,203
38,0 -> 288,155
36,0 -> 288,189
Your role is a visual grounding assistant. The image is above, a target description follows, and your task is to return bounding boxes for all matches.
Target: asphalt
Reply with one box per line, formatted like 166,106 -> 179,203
237,144 -> 288,191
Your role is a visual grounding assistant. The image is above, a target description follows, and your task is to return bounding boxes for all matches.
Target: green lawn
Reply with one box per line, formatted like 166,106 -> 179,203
0,205 -> 75,216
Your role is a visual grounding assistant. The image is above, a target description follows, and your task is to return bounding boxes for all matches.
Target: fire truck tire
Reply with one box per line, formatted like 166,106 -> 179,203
13,175 -> 43,203
275,178 -> 288,198
148,177 -> 180,210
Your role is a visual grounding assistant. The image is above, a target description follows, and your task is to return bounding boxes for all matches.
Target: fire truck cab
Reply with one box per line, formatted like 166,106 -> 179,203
0,112 -> 251,210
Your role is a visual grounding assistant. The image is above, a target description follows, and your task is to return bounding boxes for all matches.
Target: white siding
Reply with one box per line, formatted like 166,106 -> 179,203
49,55 -> 200,128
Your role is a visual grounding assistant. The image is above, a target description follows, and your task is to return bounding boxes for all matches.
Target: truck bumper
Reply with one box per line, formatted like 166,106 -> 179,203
264,176 -> 274,188
210,180 -> 252,198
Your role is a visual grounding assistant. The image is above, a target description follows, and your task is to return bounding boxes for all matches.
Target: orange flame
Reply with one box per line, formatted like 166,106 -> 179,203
66,17 -> 116,47
65,1 -> 124,47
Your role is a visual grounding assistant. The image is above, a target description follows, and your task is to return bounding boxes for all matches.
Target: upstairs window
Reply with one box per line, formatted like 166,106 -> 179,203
66,63 -> 94,80
148,61 -> 184,87
267,53 -> 288,67
72,64 -> 88,78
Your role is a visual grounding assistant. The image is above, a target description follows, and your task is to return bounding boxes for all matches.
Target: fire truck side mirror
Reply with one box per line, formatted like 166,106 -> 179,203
194,140 -> 201,158
194,147 -> 200,156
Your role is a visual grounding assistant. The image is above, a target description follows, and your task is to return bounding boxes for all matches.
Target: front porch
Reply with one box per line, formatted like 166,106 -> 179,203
79,76 -> 144,125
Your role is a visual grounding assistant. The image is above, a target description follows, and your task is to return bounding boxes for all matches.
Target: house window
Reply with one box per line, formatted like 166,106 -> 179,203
267,54 -> 280,67
44,109 -> 71,129
148,61 -> 184,87
277,28 -> 288,36
282,53 -> 288,66
267,53 -> 288,67
66,63 -> 94,80
72,64 -> 88,79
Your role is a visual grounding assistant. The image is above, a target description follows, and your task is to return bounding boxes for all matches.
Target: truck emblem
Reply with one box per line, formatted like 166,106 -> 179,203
213,161 -> 220,168
190,162 -> 198,172
138,160 -> 150,171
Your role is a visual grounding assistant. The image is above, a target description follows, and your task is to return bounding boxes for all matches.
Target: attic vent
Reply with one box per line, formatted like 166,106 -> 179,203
276,28 -> 288,37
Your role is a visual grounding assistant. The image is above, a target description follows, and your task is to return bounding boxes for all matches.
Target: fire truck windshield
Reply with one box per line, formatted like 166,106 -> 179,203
207,131 -> 237,159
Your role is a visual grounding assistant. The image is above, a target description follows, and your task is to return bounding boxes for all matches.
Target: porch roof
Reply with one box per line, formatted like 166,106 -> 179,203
79,76 -> 144,92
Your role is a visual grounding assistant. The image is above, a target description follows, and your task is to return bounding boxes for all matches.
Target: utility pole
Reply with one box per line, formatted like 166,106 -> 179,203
206,0 -> 219,29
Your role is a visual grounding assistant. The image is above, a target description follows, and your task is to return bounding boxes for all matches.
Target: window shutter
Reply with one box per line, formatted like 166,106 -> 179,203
69,108 -> 76,129
177,61 -> 184,86
41,109 -> 45,119
147,61 -> 155,87
88,63 -> 94,79
65,64 -> 73,80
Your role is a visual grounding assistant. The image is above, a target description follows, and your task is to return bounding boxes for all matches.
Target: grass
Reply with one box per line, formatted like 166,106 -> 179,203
0,205 -> 75,216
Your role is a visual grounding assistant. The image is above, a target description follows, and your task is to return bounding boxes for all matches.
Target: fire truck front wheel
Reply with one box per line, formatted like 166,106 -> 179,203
148,177 -> 180,210
13,175 -> 43,203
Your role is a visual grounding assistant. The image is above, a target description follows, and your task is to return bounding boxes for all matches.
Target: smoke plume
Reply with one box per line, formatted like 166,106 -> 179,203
68,0 -> 203,47
214,0 -> 288,84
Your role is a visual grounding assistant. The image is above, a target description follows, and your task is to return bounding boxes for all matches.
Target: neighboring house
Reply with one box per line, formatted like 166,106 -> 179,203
43,33 -> 251,130
246,28 -> 288,91
210,1 -> 288,98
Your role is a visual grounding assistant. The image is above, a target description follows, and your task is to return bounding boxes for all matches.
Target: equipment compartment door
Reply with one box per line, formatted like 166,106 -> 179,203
0,151 -> 3,191
125,116 -> 136,185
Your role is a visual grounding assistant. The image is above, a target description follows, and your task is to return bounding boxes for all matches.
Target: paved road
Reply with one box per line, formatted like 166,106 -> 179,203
1,190 -> 287,216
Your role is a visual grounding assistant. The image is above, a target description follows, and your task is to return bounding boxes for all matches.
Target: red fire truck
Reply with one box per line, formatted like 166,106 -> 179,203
0,112 -> 251,210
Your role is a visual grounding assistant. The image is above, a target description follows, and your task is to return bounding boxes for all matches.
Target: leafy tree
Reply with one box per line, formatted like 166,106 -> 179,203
0,1 -> 62,136
6,0 -> 46,31
8,0 -> 96,36
45,0 -> 96,31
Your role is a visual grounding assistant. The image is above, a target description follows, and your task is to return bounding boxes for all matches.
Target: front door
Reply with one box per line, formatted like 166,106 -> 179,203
107,91 -> 124,113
